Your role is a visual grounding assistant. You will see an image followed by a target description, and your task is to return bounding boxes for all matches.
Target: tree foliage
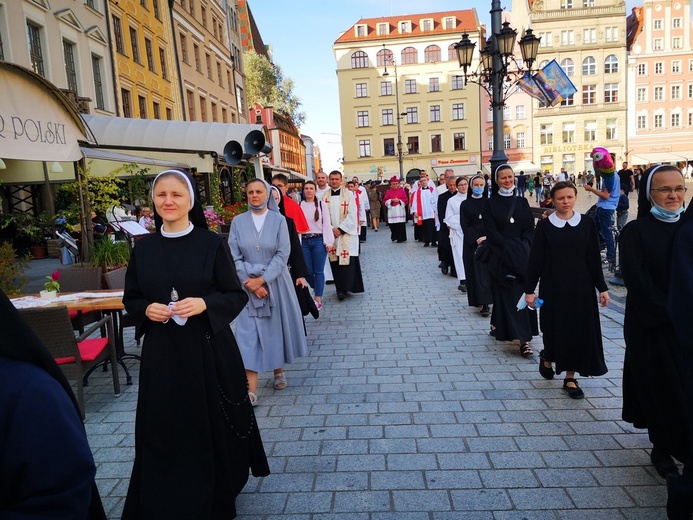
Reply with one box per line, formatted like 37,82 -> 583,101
244,50 -> 306,128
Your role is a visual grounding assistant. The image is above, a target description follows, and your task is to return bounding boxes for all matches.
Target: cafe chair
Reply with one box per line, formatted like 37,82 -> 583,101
58,267 -> 103,334
103,266 -> 140,384
19,306 -> 121,419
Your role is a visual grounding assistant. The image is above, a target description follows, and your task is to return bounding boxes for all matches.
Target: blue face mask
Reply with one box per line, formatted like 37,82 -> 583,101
650,203 -> 684,221
472,187 -> 485,196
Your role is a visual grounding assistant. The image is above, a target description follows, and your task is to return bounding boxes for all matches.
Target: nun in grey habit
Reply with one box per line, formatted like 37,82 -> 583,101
228,178 -> 308,406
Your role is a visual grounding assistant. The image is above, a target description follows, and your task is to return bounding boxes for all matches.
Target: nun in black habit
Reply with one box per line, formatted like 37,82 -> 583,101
0,289 -> 106,519
460,174 -> 492,316
482,165 -> 538,356
122,170 -> 269,520
621,164 -> 688,479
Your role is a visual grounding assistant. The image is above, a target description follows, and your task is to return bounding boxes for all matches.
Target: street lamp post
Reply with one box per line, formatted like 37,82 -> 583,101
454,4 -> 540,189
382,47 -> 405,181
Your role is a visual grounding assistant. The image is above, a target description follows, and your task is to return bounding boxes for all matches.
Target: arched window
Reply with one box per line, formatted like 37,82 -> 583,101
604,54 -> 619,73
401,46 -> 418,64
448,43 -> 457,61
424,44 -> 441,63
377,48 -> 393,67
538,60 -> 550,70
351,50 -> 369,69
560,58 -> 574,76
582,56 -> 596,75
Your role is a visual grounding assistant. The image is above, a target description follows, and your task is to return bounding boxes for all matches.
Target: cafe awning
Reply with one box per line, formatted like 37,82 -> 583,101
630,151 -> 693,165
80,147 -> 190,170
0,62 -> 93,162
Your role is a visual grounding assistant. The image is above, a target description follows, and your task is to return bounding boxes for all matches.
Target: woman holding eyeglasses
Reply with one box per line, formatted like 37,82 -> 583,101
621,164 -> 689,480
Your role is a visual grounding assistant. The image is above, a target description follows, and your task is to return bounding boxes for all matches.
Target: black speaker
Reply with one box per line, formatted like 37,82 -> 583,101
223,140 -> 249,165
244,130 -> 273,156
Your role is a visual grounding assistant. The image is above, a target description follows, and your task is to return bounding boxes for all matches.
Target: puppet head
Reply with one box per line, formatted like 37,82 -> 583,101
591,147 -> 615,177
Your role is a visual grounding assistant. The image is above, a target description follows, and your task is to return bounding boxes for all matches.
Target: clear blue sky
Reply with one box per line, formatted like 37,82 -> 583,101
249,0 -> 640,171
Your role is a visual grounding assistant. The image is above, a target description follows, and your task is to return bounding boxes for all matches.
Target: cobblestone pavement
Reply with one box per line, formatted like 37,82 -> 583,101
78,188 -> 674,519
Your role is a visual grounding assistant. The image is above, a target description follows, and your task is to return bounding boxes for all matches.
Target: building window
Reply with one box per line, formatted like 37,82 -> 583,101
451,75 -> 464,90
541,155 -> 553,171
188,0 -> 194,16
407,136 -> 419,154
145,38 -> 155,72
673,17 -> 682,28
217,62 -> 223,87
561,0 -> 573,8
381,81 -> 392,96
153,101 -> 160,119
560,58 -> 574,76
153,0 -> 160,18
376,48 -> 392,67
672,113 -> 681,127
406,107 -> 418,124
27,22 -> 45,77
138,95 -> 147,118
357,110 -> 369,127
689,84 -> 693,99
604,83 -> 619,103
582,57 -> 596,75
539,32 -> 552,47
487,107 -> 493,122
503,106 -> 511,120
517,132 -> 525,148
604,55 -> 618,73
355,24 -> 366,37
206,53 -> 212,79
63,40 -> 78,93
562,154 -> 575,173
355,83 -> 367,97
606,118 -> 617,140
431,134 -> 441,152
422,19 -> 432,32
584,120 -> 596,141
399,21 -> 410,34
654,86 -> 664,101
452,103 -> 464,120
560,94 -> 574,106
193,43 -> 200,71
179,34 -> 188,63
654,19 -> 663,30
637,115 -> 647,130
454,132 -> 466,151
211,102 -> 217,122
540,124 -> 553,145
430,105 -> 441,122
130,28 -> 140,63
488,135 -> 494,150
654,114 -> 663,128
221,107 -> 227,123
351,51 -> 368,69
384,138 -> 395,156
671,85 -> 681,100
516,105 -> 525,119
689,112 -> 693,126
583,28 -> 596,44
166,107 -> 172,120
653,38 -> 663,51
561,30 -> 574,46
447,44 -> 457,61
583,0 -> 594,5
382,109 -> 393,126
562,122 -> 575,143
429,77 -> 440,92
113,16 -> 124,54
401,47 -> 418,64
199,96 -> 206,121
91,54 -> 105,110
186,90 -> 195,120
605,26 -> 618,42
503,133 -> 511,149
121,88 -> 132,117
159,48 -> 168,79
637,63 -> 646,76
404,79 -> 416,94
672,61 -> 681,73
424,45 -> 441,63
140,0 -> 147,7
655,62 -> 663,74
637,87 -> 647,102
582,85 -> 596,104
359,139 -> 371,157
377,23 -> 388,35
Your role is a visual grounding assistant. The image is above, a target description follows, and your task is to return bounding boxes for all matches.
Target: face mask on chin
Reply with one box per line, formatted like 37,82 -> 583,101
650,203 -> 684,222
498,186 -> 515,196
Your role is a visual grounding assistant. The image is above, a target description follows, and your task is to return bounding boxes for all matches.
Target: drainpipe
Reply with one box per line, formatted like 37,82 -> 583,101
103,0 -> 120,116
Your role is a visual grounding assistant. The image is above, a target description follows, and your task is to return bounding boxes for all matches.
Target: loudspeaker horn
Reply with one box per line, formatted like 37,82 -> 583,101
223,140 -> 250,165
244,130 -> 273,156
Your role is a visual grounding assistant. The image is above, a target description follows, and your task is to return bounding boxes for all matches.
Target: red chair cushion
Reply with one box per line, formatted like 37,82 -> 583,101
77,338 -> 108,361
55,356 -> 77,365
69,310 -> 96,320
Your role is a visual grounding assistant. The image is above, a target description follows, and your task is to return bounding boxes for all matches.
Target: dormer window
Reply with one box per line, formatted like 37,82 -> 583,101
421,18 -> 433,32
444,17 -> 455,30
377,23 -> 389,35
355,24 -> 367,37
399,21 -> 411,34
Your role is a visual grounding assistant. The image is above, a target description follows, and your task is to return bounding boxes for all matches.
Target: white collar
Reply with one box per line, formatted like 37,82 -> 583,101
548,211 -> 581,228
161,222 -> 194,238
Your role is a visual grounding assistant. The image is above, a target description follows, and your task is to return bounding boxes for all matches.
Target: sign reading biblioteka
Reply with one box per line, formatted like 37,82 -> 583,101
0,64 -> 87,162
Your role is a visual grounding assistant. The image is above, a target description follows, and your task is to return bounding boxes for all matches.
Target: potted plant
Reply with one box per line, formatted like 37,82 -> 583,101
90,238 -> 130,271
0,242 -> 29,295
40,270 -> 60,299
12,212 -> 47,259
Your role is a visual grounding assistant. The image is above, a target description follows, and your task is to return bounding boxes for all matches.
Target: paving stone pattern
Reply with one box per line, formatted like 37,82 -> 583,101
82,193 -> 670,519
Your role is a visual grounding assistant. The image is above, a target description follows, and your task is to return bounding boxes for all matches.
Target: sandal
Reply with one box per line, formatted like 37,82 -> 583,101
539,350 -> 555,380
562,378 -> 585,399
248,391 -> 258,407
274,372 -> 287,390
519,342 -> 534,356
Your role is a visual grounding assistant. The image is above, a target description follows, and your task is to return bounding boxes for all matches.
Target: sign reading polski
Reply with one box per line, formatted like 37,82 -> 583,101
0,114 -> 68,145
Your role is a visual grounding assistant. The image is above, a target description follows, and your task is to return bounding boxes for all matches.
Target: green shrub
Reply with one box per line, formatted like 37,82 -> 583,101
90,238 -> 130,270
0,242 -> 29,295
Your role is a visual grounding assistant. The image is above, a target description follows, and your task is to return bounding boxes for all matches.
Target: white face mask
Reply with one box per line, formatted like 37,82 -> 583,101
498,186 -> 515,196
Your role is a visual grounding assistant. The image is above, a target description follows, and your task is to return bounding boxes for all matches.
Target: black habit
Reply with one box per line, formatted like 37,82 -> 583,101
122,228 -> 269,520
437,189 -> 456,274
524,215 -> 608,376
482,195 -> 538,342
460,196 -> 492,307
620,213 -> 688,463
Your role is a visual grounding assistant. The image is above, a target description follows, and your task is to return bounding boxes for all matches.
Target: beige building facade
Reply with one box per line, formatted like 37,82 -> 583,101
334,10 -> 484,181
520,0 -> 628,174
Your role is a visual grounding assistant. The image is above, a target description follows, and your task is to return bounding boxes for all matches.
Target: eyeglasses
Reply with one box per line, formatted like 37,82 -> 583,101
650,186 -> 687,196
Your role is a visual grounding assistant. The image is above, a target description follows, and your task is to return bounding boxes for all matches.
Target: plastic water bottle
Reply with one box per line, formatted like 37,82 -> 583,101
528,298 -> 544,311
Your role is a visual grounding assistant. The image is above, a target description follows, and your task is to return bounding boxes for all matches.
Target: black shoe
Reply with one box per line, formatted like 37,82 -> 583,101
442,266 -> 449,275
480,305 -> 491,317
562,378 -> 584,399
652,447 -> 680,479
397,240 -> 406,243
538,350 -> 555,380
438,262 -> 445,268
423,243 -> 430,247
667,474 -> 693,519
337,292 -> 346,301
458,283 -> 467,292
431,242 -> 438,247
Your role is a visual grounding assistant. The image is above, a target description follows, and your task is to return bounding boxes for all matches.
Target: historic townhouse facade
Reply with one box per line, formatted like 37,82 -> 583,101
108,0 -> 182,120
523,0 -> 628,174
334,10 -> 484,181
0,0 -> 115,115
626,0 -> 693,167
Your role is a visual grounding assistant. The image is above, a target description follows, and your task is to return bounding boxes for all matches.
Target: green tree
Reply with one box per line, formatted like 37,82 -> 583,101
244,50 -> 306,127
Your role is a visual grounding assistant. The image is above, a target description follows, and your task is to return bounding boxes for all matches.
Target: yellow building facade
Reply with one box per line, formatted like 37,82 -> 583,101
334,11 -> 484,181
109,0 -> 183,121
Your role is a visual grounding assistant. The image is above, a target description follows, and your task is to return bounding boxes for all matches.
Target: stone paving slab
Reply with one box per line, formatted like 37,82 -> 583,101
75,193 -> 673,519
